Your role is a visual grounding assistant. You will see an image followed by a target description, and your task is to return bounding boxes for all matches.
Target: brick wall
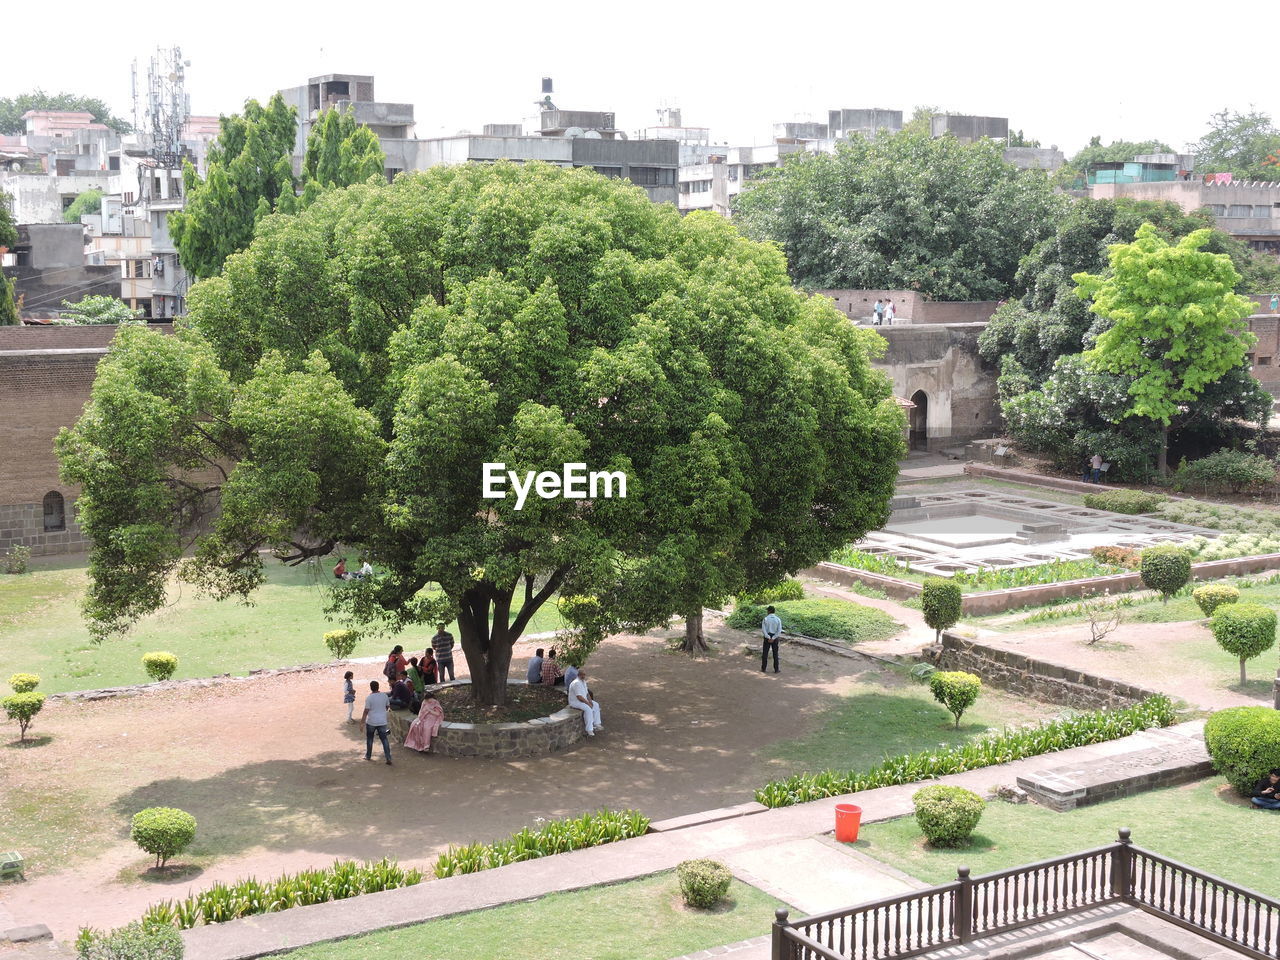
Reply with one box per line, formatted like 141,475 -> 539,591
0,323 -> 173,351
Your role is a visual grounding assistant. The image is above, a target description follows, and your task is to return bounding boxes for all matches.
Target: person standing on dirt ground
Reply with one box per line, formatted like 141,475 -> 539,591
431,624 -> 456,681
761,606 -> 783,674
1090,452 -> 1103,484
343,670 -> 356,723
361,680 -> 393,765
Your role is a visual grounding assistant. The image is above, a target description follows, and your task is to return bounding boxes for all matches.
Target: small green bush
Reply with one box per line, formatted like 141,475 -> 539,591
1174,450 -> 1276,495
726,598 -> 899,643
921,578 -> 962,641
9,672 -> 40,693
1082,489 -> 1167,514
1204,706 -> 1280,796
1,544 -> 31,574
76,921 -> 183,960
131,808 -> 197,868
141,652 -> 178,683
3,691 -> 46,741
434,809 -> 650,878
1210,602 -> 1277,685
928,671 -> 982,728
913,785 -> 985,847
744,579 -> 806,605
1193,584 -> 1240,618
1140,545 -> 1191,603
323,629 -> 359,661
677,858 -> 733,909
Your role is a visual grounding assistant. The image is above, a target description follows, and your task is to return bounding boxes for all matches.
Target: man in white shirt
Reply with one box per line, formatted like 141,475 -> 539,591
761,606 -> 783,674
568,667 -> 602,736
361,680 -> 393,764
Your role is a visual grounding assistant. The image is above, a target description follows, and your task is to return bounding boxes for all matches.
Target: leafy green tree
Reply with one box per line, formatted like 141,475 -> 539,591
1054,137 -> 1174,187
59,295 -> 141,324
0,273 -> 17,326
0,193 -> 17,250
1210,603 -> 1276,685
733,130 -> 1064,300
1077,225 -> 1258,474
0,90 -> 132,135
170,94 -> 299,279
1007,129 -> 1041,148
302,108 -> 385,192
1194,108 -> 1280,180
58,163 -> 905,703
63,189 -> 103,223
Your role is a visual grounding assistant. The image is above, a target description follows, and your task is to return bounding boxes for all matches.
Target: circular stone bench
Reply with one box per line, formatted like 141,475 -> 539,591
385,680 -> 585,759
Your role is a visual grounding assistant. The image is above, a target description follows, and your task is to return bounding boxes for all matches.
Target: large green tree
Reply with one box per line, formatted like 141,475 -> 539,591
1194,108 -> 1280,180
0,195 -> 18,326
0,90 -> 132,135
58,163 -> 905,702
170,94 -> 299,279
0,193 -> 17,251
732,129 -> 1064,300
300,108 -> 385,203
1076,224 -> 1258,475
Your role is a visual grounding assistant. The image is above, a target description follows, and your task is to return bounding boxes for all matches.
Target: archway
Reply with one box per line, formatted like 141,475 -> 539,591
909,391 -> 929,451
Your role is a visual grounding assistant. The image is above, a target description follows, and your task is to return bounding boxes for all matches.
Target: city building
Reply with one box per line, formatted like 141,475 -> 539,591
678,143 -> 806,216
930,113 -> 1009,143
828,108 -> 902,140
277,73 -> 417,180
3,223 -> 119,320
1090,177 -> 1280,255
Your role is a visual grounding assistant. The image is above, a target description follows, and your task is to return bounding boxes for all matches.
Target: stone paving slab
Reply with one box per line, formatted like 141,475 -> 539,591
182,722 -> 1210,960
724,837 -> 916,915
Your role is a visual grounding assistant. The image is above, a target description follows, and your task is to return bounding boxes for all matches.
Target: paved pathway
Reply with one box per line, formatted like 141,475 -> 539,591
180,722 -> 1207,960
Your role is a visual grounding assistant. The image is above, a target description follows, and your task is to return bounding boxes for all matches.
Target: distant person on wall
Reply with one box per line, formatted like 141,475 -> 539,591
404,691 -> 444,752
761,606 -> 783,674
361,680 -> 393,765
527,648 -> 545,684
885,299 -> 896,323
1271,294 -> 1279,314
568,667 -> 602,736
343,670 -> 356,723
431,624 -> 456,681
1252,769 -> 1280,810
873,299 -> 884,325
541,647 -> 565,686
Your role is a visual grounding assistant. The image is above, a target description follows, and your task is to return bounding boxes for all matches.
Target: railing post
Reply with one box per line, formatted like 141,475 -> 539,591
772,907 -> 791,960
1111,827 -> 1133,901
956,866 -> 973,943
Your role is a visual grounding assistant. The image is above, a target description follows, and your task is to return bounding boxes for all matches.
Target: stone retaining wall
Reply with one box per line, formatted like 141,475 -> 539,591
924,632 -> 1159,710
386,681 -> 585,759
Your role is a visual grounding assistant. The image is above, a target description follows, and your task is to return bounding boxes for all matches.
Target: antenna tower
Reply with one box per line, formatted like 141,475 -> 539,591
139,46 -> 191,168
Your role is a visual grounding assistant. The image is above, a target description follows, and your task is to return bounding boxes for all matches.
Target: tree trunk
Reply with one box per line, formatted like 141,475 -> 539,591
680,608 -> 708,653
1240,658 -> 1248,687
1157,422 -> 1169,477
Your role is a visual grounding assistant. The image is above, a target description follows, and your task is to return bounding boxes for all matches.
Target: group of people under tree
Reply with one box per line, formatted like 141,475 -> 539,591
525,647 -> 601,736
332,557 -> 374,581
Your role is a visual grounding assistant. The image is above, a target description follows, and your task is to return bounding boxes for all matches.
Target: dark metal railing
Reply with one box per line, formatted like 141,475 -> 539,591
772,828 -> 1280,960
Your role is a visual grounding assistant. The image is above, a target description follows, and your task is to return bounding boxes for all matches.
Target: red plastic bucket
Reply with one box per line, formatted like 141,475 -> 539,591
835,803 -> 862,843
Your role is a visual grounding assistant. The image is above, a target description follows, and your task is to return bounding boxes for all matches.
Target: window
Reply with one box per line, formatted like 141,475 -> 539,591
592,166 -> 623,178
1207,204 -> 1226,217
43,492 -> 66,533
124,191 -> 135,205
1256,205 -> 1273,218
1260,357 -> 1273,366
627,166 -> 674,186
109,155 -> 120,171
1228,204 -> 1251,218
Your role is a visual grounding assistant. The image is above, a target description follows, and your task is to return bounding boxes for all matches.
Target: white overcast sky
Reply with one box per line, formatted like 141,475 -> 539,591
6,0 -> 1276,156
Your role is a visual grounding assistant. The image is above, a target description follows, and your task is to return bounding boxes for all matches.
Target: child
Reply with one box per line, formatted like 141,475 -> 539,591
343,670 -> 356,722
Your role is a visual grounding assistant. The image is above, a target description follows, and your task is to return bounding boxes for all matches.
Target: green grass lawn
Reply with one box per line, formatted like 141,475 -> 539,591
855,779 -> 1280,899
0,559 -> 564,694
761,672 -> 1048,775
274,872 -> 786,960
726,597 -> 903,644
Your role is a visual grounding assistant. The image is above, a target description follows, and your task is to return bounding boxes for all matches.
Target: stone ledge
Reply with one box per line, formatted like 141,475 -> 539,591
647,801 -> 768,833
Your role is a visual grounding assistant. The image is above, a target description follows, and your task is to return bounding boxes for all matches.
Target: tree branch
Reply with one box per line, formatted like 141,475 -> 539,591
509,566 -> 568,639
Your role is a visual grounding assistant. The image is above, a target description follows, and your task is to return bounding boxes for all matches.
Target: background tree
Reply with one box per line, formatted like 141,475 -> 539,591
1054,137 -> 1174,188
169,94 -> 299,279
58,295 -> 141,324
300,108 -> 386,204
0,90 -> 132,135
1194,108 -> 1280,180
59,163 -> 905,704
0,274 -> 17,326
732,130 -> 1064,300
1007,129 -> 1041,148
0,193 -> 18,251
1077,225 -> 1257,475
63,189 -> 103,223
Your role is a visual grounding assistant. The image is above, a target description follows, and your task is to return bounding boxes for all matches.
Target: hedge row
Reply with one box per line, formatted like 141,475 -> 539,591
435,809 -> 650,877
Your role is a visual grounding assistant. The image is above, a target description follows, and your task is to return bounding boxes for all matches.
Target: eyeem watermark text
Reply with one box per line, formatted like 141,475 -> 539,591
482,463 -> 627,511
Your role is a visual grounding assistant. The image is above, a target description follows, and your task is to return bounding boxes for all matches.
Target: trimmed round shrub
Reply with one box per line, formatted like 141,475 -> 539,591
141,652 -> 178,683
1140,545 -> 1191,603
912,785 -> 985,847
131,807 -> 197,868
77,922 -> 184,960
1193,583 -> 1240,618
1204,706 -> 1280,796
921,578 -> 962,641
2,691 -> 46,742
1082,489 -> 1167,514
1209,602 -> 1276,685
323,629 -> 359,661
677,858 -> 732,909
8,672 -> 40,693
928,671 -> 981,728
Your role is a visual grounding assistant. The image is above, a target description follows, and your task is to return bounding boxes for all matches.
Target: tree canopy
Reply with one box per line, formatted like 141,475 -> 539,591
300,108 -> 385,205
732,129 -> 1064,300
58,295 -> 141,324
0,90 -> 132,135
63,189 -> 103,223
0,193 -> 17,251
1194,108 -> 1280,180
1055,137 -> 1174,187
58,163 -> 905,705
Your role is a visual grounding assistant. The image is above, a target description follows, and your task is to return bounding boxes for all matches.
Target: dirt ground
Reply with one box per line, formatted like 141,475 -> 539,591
0,624 -> 889,938
975,619 -> 1275,711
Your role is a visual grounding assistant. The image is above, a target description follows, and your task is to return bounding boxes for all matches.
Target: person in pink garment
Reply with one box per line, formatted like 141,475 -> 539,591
403,692 -> 444,752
